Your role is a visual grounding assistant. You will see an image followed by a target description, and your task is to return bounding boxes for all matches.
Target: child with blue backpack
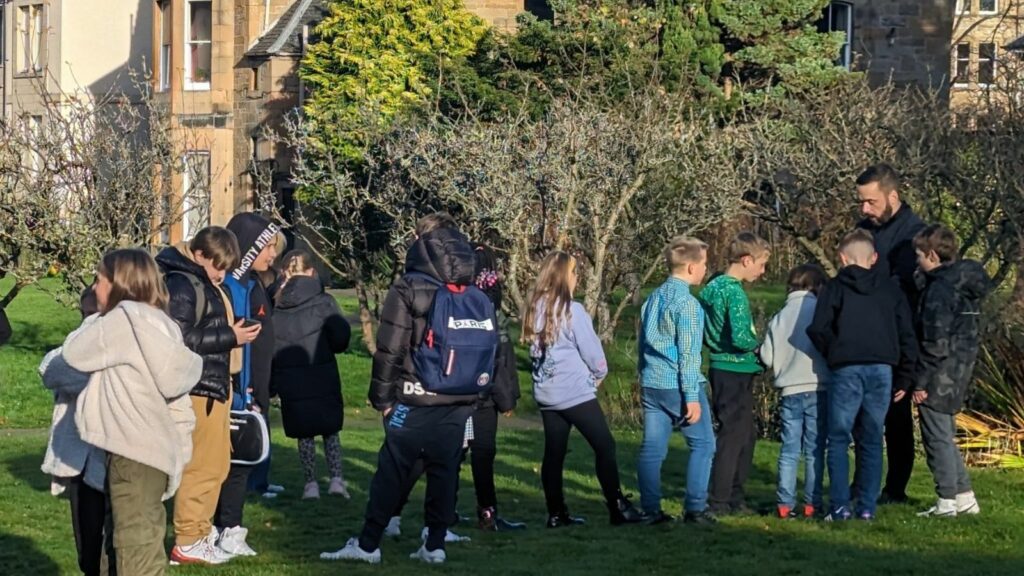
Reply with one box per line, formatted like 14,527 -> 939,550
322,213 -> 497,565
524,251 -> 643,528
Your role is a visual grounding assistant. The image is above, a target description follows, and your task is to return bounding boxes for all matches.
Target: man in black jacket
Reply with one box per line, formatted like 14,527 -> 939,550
855,164 -> 926,503
156,226 -> 259,565
322,213 -> 481,565
808,229 -> 918,520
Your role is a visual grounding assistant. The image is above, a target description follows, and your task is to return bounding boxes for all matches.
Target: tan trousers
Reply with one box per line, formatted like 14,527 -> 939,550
173,395 -> 231,546
108,455 -> 168,576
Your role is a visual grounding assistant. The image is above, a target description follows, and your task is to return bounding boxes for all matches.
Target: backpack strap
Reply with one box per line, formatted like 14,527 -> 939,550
167,271 -> 207,324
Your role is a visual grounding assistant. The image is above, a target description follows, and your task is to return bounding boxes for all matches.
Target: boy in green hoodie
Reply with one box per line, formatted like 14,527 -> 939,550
698,232 -> 770,515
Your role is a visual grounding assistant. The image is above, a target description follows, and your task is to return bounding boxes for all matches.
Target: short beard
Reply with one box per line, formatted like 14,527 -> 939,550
869,201 -> 894,226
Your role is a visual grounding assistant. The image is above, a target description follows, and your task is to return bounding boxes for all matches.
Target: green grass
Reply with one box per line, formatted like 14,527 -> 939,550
3,279 -> 1024,574
3,423 -> 1024,575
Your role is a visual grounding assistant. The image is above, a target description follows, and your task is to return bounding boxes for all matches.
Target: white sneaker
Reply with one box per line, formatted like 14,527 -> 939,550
170,531 -> 233,565
266,484 -> 285,494
420,527 -> 471,543
218,526 -> 258,556
955,491 -> 981,515
261,491 -> 278,499
917,498 -> 957,518
303,481 -> 321,500
328,477 -> 351,499
385,516 -> 402,537
320,537 -> 381,564
410,545 -> 446,564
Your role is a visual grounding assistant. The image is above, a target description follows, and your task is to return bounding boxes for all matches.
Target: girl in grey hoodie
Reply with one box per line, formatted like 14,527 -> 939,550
524,251 -> 642,527
760,264 -> 831,519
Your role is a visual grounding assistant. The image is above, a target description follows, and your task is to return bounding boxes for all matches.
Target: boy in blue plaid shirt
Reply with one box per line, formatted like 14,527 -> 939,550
636,236 -> 717,525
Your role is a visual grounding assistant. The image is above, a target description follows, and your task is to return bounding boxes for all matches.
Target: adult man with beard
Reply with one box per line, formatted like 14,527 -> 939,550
854,164 -> 925,504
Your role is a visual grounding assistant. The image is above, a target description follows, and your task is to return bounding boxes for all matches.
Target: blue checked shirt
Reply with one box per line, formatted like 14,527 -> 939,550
638,277 -> 706,402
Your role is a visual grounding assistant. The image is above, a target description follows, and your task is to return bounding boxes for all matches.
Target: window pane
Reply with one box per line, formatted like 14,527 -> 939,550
979,43 -> 995,84
183,153 -> 211,240
161,2 -> 172,43
190,2 -> 212,42
190,43 -> 211,83
954,44 -> 970,84
980,0 -> 997,12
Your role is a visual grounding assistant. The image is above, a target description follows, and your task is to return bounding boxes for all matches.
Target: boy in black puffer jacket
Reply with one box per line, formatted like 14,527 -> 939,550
911,225 -> 991,518
322,213 -> 485,566
157,226 -> 260,565
271,250 -> 351,501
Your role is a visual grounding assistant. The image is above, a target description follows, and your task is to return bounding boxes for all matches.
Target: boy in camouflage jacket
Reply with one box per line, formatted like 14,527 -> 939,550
911,225 -> 991,518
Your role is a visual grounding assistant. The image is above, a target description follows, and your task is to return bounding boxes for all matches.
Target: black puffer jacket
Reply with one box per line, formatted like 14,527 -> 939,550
272,276 -> 351,438
156,246 -> 237,402
914,260 -> 992,414
369,227 -> 481,411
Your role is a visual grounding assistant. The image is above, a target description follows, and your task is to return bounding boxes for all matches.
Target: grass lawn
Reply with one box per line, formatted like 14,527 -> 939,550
2,279 -> 1024,575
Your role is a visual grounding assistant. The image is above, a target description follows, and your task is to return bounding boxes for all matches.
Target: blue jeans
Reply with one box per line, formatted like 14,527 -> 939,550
827,364 -> 892,516
636,387 -> 716,513
776,391 -> 827,509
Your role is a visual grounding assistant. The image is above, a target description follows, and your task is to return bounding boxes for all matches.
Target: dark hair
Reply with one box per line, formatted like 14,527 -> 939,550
913,224 -> 959,263
473,243 -> 503,310
856,163 -> 901,194
79,281 -> 98,318
190,226 -> 241,271
415,213 -> 458,236
786,264 -> 828,295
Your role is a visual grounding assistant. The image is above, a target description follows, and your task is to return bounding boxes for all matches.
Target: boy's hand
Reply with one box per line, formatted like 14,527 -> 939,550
893,389 -> 906,403
684,401 -> 701,425
502,410 -> 515,418
913,390 -> 928,404
232,319 -> 261,345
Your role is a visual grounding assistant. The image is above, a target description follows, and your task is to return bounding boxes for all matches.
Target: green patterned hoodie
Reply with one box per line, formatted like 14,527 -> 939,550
698,274 -> 763,374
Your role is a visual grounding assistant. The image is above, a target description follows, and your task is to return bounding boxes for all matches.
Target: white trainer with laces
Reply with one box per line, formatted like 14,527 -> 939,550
328,477 -> 351,499
384,516 -> 402,537
218,526 -> 258,556
266,484 -> 285,493
917,498 -> 957,518
320,538 -> 381,564
420,527 -> 470,543
170,531 -> 234,565
410,545 -> 446,564
955,491 -> 980,515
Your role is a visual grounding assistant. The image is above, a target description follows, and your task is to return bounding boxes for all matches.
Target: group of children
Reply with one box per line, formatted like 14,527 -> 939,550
40,162 -> 993,572
635,167 -> 990,525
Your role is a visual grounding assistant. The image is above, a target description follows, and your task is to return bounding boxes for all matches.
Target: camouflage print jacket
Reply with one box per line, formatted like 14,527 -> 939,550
913,260 -> 992,414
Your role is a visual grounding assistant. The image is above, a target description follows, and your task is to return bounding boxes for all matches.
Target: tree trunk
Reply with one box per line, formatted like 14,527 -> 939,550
354,278 -> 377,355
795,236 -> 837,276
0,280 -> 28,310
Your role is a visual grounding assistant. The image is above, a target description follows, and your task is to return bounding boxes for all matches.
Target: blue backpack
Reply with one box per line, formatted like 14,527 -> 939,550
409,272 -> 499,395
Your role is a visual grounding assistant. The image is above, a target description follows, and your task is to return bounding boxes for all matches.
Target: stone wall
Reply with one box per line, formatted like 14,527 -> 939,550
465,0 -> 524,30
847,0 -> 955,92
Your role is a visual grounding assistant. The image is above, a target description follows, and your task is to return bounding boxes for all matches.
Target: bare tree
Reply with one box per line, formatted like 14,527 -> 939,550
0,77 -> 191,308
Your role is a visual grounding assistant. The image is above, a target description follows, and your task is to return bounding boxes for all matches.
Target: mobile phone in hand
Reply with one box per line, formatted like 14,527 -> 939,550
242,318 -> 262,329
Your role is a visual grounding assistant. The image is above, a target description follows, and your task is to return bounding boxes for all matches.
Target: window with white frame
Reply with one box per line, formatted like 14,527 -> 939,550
159,1 -> 172,91
953,43 -> 971,86
182,152 -> 211,240
978,43 -> 996,86
16,4 -> 44,75
979,0 -> 998,15
817,2 -> 854,70
185,1 -> 212,90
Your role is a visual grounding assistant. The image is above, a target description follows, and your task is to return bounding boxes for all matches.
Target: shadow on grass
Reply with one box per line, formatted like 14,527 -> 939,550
0,532 -> 62,576
4,450 -> 53,493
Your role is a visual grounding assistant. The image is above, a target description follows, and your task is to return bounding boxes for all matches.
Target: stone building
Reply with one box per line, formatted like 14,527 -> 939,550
153,0 -> 530,243
948,0 -> 1024,108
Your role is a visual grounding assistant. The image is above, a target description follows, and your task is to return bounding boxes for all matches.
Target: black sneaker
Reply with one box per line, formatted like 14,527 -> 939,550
608,494 -> 645,525
731,503 -> 756,516
495,517 -> 527,531
642,510 -> 675,525
546,512 -> 585,528
683,510 -> 718,525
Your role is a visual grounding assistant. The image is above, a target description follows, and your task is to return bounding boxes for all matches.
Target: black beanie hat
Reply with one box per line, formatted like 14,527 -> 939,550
227,212 -> 280,280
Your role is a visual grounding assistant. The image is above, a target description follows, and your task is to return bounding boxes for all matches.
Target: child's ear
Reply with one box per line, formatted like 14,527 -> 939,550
839,253 -> 850,267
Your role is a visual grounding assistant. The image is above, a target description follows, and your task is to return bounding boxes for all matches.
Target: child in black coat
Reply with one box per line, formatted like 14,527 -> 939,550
272,250 -> 352,500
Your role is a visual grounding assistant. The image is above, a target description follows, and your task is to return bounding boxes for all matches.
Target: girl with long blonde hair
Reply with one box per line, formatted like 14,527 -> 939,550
524,251 -> 643,527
